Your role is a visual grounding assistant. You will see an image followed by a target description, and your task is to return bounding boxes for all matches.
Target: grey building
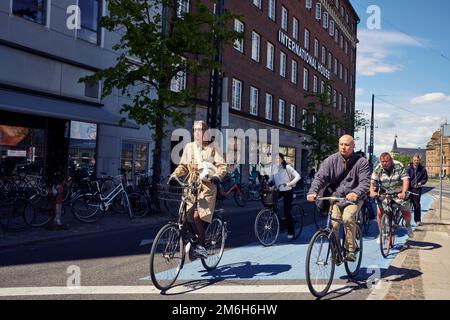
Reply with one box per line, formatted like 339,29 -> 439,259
0,0 -> 153,180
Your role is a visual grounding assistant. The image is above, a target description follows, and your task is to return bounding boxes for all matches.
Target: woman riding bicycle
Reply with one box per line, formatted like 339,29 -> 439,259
268,153 -> 300,239
171,120 -> 227,259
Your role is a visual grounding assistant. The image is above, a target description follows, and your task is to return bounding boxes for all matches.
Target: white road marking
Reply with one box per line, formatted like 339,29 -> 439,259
0,284 -> 351,296
139,239 -> 154,246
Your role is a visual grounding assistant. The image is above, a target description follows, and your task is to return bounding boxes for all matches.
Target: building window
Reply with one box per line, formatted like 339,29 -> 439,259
266,42 -> 275,70
320,80 -> 325,94
333,90 -> 337,108
313,75 -> 318,93
265,94 -> 273,120
350,74 -> 353,89
250,86 -> 259,116
279,146 -> 296,168
292,17 -> 299,40
329,20 -> 335,36
234,19 -> 244,52
232,78 -> 242,110
268,0 -> 276,21
328,52 -> 332,70
170,57 -> 187,92
290,104 -> 296,127
321,46 -> 326,65
302,109 -> 308,130
345,41 -> 348,55
12,0 -> 46,25
251,31 -> 261,62
278,99 -> 285,124
344,97 -> 347,114
335,28 -> 339,43
312,115 -> 317,134
339,63 -> 343,79
253,0 -> 262,9
314,39 -> 319,58
315,3 -> 321,20
77,0 -> 103,45
306,0 -> 312,10
303,68 -> 309,91
304,29 -> 310,50
335,0 -> 340,9
121,141 -> 148,183
344,68 -> 348,84
281,6 -> 288,31
340,34 -> 344,49
177,0 -> 190,17
338,93 -> 342,111
323,12 -> 329,29
84,80 -> 100,99
334,58 -> 338,75
291,60 -> 298,84
280,51 -> 287,78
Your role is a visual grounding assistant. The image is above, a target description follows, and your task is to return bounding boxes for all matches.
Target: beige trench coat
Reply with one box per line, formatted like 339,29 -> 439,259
173,142 -> 227,223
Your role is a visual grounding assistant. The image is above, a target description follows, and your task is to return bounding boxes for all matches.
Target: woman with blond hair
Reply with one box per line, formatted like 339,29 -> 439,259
407,154 -> 428,226
171,120 -> 227,258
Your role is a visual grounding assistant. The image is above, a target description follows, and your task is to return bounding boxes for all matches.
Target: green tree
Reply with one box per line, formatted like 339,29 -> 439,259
81,0 -> 241,207
393,154 -> 411,167
301,81 -> 351,166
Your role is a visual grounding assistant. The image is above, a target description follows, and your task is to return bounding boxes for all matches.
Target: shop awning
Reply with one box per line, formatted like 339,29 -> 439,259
0,88 -> 140,129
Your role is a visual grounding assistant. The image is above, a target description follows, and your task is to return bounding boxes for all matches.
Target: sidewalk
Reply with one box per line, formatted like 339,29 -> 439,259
0,199 -> 269,250
368,194 -> 450,300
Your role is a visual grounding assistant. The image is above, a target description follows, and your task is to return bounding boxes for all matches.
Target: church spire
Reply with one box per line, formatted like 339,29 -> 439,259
392,134 -> 398,151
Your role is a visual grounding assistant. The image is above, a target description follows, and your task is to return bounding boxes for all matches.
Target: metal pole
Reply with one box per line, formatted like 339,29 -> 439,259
369,94 -> 375,170
440,124 -> 443,221
364,126 -> 367,154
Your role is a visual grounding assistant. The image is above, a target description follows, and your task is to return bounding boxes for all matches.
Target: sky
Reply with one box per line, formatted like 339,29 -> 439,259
350,0 -> 450,157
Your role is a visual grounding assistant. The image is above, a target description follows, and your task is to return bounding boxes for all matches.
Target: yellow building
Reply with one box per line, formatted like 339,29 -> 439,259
426,130 -> 450,177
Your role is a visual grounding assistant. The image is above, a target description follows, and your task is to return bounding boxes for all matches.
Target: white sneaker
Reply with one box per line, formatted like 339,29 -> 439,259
185,242 -> 191,254
407,226 -> 414,239
193,245 -> 208,259
376,237 -> 381,245
287,234 -> 294,239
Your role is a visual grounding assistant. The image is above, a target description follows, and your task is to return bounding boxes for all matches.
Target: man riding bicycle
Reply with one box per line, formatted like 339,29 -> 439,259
370,152 -> 414,240
171,120 -> 227,259
307,135 -> 370,262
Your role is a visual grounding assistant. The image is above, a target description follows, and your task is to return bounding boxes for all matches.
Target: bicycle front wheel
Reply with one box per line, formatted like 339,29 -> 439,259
149,224 -> 184,291
23,197 -> 53,227
380,214 -> 392,258
254,208 -> 279,246
291,205 -> 304,239
128,192 -> 149,218
202,217 -> 227,271
343,224 -> 363,278
305,230 -> 335,298
71,193 -> 104,223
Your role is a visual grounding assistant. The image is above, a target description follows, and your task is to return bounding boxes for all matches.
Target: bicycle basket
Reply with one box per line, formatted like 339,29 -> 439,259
261,188 -> 278,206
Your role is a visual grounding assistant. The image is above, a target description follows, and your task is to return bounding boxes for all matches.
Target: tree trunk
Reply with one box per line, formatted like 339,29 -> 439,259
151,110 -> 165,212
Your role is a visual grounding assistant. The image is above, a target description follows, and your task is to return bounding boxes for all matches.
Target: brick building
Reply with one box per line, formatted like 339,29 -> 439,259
177,0 -> 360,180
426,130 -> 450,178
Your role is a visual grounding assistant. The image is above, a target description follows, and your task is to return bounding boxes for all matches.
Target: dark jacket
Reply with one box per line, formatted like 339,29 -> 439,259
407,163 -> 428,189
308,152 -> 371,201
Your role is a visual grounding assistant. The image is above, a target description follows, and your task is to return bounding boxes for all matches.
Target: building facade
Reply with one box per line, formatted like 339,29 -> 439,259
391,135 -> 426,162
0,0 -> 153,180
175,0 -> 360,181
426,130 -> 450,178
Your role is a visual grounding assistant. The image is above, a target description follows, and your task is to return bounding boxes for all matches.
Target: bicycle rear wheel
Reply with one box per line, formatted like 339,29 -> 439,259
234,188 -> 248,207
380,214 -> 392,258
23,196 -> 53,227
149,223 -> 184,291
305,230 -> 335,298
201,217 -> 227,271
343,224 -> 363,278
128,192 -> 149,218
254,208 -> 279,246
291,205 -> 304,239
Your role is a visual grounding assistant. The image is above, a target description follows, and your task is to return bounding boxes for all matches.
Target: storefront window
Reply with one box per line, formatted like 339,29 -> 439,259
0,125 -> 45,176
121,141 -> 148,182
68,121 -> 97,178
280,146 -> 296,169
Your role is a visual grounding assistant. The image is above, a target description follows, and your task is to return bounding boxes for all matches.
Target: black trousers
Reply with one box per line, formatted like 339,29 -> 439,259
279,190 -> 295,235
410,187 -> 422,223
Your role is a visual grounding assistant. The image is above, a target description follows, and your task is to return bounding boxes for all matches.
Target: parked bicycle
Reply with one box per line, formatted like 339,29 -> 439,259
305,197 -> 363,298
357,197 -> 375,235
378,190 -> 417,258
149,175 -> 228,291
254,183 -> 304,246
216,172 -> 248,207
247,175 -> 262,201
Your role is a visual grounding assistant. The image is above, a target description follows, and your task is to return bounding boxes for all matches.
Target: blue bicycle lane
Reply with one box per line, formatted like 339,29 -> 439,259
146,194 -> 434,283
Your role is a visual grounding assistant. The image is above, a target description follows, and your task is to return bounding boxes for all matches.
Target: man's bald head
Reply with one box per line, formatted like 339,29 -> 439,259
339,135 -> 355,159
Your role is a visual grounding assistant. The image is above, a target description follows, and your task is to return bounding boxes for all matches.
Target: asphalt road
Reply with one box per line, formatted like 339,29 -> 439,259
0,192 -> 434,300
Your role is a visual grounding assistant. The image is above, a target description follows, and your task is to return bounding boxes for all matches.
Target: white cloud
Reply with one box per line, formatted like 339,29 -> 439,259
355,88 -> 365,97
411,92 -> 450,105
357,30 -> 424,77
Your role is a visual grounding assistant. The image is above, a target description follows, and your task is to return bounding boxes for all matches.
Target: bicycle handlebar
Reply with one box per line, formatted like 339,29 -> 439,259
168,175 -> 199,190
316,196 -> 356,205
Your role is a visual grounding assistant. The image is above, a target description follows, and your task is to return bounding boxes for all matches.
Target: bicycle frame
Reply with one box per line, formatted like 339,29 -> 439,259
219,182 -> 240,199
94,179 -> 128,209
